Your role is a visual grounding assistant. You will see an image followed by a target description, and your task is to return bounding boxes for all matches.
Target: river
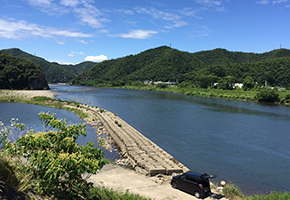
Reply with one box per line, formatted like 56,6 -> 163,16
1,84 -> 290,195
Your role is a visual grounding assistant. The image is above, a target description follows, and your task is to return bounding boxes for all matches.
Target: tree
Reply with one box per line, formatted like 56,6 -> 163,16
5,112 -> 105,199
218,76 -> 236,90
255,88 -> 280,103
242,76 -> 255,91
195,75 -> 211,88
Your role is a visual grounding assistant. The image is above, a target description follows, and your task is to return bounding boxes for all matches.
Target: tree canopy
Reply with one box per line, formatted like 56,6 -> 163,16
0,51 -> 49,90
2,48 -> 96,83
72,46 -> 290,88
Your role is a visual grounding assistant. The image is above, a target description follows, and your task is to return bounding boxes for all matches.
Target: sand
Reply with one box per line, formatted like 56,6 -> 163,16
0,90 -> 56,99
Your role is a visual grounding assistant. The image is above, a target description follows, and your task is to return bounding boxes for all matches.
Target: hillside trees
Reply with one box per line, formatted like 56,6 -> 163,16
243,76 -> 255,91
3,48 -> 95,83
0,51 -> 49,89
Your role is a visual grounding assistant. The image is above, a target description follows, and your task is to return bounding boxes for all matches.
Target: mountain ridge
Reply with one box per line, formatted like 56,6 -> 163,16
72,46 -> 290,88
2,48 -> 96,83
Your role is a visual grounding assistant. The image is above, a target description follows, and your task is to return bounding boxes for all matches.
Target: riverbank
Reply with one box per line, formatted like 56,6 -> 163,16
117,85 -> 290,105
0,89 -> 56,99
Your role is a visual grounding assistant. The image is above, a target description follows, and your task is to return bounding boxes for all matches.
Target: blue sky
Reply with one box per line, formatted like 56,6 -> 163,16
1,0 -> 290,64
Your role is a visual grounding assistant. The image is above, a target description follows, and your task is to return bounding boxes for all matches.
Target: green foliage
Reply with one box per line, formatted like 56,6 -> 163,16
71,46 -> 290,89
222,183 -> 243,199
243,76 -> 255,91
0,51 -> 49,89
4,112 -> 105,199
244,191 -> 290,200
156,83 -> 168,88
255,88 -> 280,103
89,187 -> 153,200
3,48 -> 95,83
218,76 -> 237,90
0,151 -> 38,199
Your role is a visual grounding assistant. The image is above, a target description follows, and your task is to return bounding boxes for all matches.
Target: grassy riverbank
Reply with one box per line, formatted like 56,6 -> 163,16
118,84 -> 290,105
222,183 -> 290,200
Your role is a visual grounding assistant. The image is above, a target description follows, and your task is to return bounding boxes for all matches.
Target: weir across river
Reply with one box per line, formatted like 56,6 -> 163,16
82,105 -> 190,176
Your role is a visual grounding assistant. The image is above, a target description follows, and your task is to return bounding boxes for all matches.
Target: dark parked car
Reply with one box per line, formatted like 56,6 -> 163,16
171,171 -> 216,198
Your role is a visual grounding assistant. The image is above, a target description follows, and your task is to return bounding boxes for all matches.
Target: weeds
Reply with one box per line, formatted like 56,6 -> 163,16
89,187 -> 152,200
223,183 -> 243,199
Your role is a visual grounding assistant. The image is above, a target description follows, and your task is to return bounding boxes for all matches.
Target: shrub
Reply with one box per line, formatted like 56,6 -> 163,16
255,88 -> 280,103
223,183 -> 243,199
5,112 -> 105,199
33,96 -> 54,101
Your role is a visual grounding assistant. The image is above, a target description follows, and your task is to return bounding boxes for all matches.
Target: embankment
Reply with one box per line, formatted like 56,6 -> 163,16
78,105 -> 190,176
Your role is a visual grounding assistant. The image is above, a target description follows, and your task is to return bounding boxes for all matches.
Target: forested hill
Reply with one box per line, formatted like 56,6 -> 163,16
0,51 -> 49,90
73,46 -> 290,88
2,48 -> 96,83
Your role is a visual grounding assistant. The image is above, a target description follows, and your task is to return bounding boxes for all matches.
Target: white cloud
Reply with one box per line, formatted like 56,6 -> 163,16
257,0 -> 288,4
77,39 -> 88,44
85,55 -> 107,62
56,40 -> 65,44
190,25 -> 212,37
27,0 -> 53,6
26,0 -> 108,28
60,0 -> 79,7
195,0 -> 222,6
68,51 -> 85,57
273,0 -> 287,4
111,29 -> 158,39
194,0 -> 228,12
26,0 -> 68,15
135,7 -> 187,28
256,0 -> 270,4
0,18 -> 92,39
74,5 -> 105,28
114,9 -> 134,15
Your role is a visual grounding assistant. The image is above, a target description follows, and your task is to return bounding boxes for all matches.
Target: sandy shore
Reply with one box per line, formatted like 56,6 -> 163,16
0,90 -> 56,99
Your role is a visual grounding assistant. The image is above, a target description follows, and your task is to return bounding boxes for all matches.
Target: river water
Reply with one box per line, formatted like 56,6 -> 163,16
1,85 -> 290,195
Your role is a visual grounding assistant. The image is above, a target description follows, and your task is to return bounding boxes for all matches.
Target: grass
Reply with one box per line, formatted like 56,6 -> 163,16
89,187 -> 152,200
0,96 -> 89,119
120,85 -> 290,105
221,183 -> 290,200
244,191 -> 290,200
0,151 -> 38,199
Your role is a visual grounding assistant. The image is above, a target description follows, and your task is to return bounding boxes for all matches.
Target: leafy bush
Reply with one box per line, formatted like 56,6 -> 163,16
222,183 -> 243,199
255,88 -> 280,103
5,112 -> 105,199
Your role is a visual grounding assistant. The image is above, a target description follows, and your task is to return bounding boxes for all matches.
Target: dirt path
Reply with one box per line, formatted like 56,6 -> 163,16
89,164 -> 226,200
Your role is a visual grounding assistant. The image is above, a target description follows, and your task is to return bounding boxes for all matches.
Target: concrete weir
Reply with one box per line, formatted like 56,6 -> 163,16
85,106 -> 190,176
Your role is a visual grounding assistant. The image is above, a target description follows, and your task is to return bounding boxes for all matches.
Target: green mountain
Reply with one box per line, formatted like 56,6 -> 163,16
2,48 -> 96,83
73,46 -> 290,88
0,51 -> 49,90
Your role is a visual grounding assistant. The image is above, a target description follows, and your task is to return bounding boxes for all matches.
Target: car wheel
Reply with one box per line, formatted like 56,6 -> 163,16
171,182 -> 177,189
194,191 -> 201,198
